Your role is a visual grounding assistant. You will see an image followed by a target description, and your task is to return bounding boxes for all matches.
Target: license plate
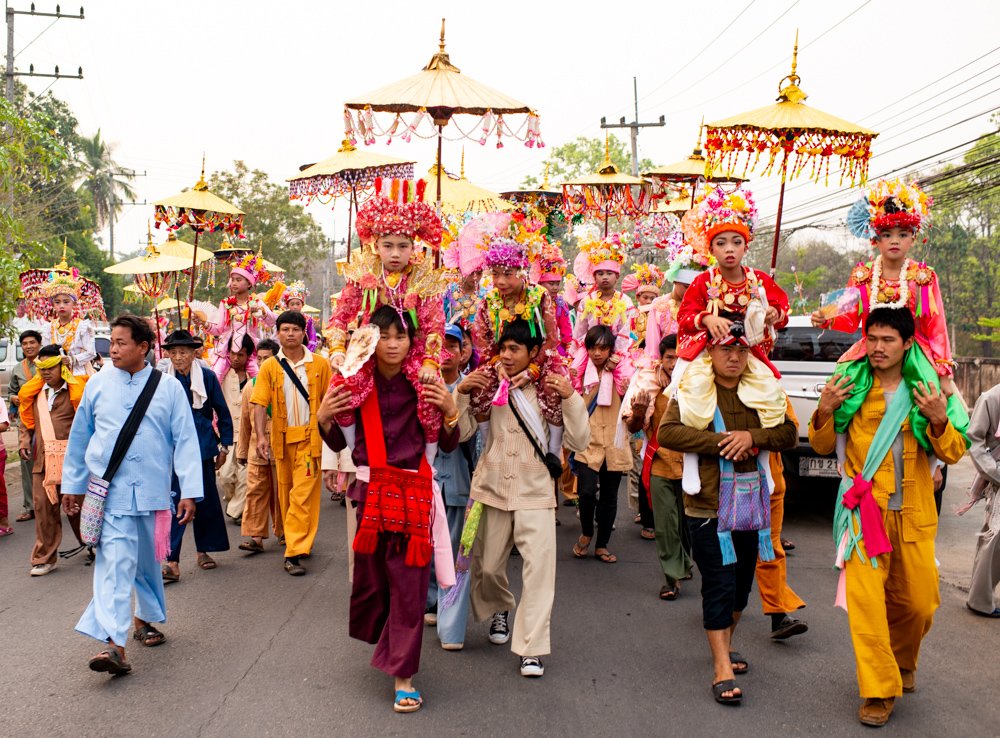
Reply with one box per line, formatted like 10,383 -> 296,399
799,457 -> 840,478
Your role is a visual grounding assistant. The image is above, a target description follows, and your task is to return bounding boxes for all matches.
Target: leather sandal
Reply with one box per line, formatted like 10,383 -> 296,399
858,697 -> 894,726
89,646 -> 132,676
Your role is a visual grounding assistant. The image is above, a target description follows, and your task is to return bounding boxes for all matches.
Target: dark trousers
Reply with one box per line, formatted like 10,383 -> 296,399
168,460 -> 231,561
688,517 -> 758,631
350,531 -> 431,678
577,463 -> 622,549
637,476 -> 654,528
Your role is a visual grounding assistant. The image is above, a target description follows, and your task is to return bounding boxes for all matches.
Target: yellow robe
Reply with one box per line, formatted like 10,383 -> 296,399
809,379 -> 966,698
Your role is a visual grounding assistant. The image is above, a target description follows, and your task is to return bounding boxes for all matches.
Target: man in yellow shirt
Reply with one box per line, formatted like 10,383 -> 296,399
251,311 -> 332,576
809,307 -> 966,727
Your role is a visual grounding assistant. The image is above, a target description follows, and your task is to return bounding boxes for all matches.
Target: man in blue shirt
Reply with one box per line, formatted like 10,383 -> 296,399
62,315 -> 203,676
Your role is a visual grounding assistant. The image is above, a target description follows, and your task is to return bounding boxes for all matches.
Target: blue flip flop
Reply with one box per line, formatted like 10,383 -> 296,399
394,689 -> 423,713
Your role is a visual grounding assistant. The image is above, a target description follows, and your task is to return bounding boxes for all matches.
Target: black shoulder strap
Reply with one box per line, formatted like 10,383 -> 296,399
103,368 -> 162,483
507,397 -> 547,466
278,357 -> 310,404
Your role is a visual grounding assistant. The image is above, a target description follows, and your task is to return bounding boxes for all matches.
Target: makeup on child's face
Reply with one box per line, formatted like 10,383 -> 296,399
594,270 -> 618,293
376,236 -> 414,273
286,299 -> 304,312
875,228 -> 915,260
492,268 -> 522,297
710,232 -> 748,269
637,292 -> 655,306
543,281 -> 561,298
228,274 -> 251,294
51,294 -> 75,319
462,270 -> 483,291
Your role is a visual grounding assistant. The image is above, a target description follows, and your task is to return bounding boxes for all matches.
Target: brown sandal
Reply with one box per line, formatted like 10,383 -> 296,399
89,646 -> 132,675
197,553 -> 217,570
572,536 -> 591,559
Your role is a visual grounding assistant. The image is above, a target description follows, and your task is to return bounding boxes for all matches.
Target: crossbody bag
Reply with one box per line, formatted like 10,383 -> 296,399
80,370 -> 162,546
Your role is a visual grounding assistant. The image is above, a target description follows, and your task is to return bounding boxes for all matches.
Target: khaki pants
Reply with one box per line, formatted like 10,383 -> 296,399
218,446 -> 248,519
241,462 -> 282,539
470,505 -> 556,657
274,440 -> 322,558
31,475 -> 82,566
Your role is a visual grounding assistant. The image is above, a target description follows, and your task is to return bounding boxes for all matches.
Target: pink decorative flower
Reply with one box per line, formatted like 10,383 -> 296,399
359,273 -> 377,290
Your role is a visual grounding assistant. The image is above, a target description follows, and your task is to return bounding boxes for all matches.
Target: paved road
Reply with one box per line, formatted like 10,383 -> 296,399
1,455 -> 998,737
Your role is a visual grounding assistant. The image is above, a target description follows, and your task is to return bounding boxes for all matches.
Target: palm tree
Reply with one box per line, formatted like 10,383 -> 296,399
77,129 -> 137,258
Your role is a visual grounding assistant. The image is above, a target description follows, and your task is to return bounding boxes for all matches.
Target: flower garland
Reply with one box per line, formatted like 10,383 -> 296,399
867,256 -> 911,311
581,291 -> 629,327
484,284 -> 546,340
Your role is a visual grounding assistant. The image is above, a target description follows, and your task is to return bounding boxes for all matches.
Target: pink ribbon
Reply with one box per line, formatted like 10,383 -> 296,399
841,474 -> 893,558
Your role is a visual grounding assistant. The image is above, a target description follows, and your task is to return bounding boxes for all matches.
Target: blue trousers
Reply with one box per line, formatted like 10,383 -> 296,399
168,460 -> 230,561
434,504 -> 472,647
75,511 -> 166,646
427,504 -> 465,608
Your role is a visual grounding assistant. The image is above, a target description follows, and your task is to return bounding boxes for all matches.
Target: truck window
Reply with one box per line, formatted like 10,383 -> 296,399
771,327 -> 862,362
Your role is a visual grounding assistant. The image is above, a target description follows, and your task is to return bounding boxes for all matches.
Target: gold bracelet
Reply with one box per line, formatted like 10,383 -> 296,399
444,412 -> 460,428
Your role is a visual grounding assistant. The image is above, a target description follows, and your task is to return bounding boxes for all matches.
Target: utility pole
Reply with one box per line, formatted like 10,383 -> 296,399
107,166 -> 145,259
5,4 -> 85,104
601,77 -> 665,176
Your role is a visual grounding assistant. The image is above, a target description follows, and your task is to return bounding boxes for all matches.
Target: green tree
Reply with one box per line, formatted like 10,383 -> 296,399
921,121 -> 1000,356
76,129 -> 137,258
521,135 -> 656,187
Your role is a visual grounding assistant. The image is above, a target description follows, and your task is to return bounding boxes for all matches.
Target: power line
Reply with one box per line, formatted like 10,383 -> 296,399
634,0 -> 759,105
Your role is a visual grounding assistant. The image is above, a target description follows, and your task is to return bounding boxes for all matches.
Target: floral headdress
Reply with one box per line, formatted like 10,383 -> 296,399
231,250 -> 271,288
483,238 -> 529,271
667,225 -> 715,284
283,280 -> 309,305
447,212 -> 512,277
846,179 -> 931,242
355,196 -> 443,250
537,241 -> 567,283
572,224 -> 630,283
621,263 -> 665,296
684,183 -> 758,255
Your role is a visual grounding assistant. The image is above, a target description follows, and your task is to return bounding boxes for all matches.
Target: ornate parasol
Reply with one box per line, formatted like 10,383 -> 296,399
703,33 -> 877,273
153,158 -> 245,319
561,135 -> 651,235
19,240 -> 106,322
501,162 -> 563,212
432,152 -> 514,215
106,226 -> 192,331
643,120 -> 746,210
287,140 -> 416,263
344,18 -> 542,262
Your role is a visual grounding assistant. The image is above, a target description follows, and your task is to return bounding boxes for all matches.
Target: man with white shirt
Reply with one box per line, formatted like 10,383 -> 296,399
62,314 -> 203,676
251,310 -> 332,576
18,345 -> 85,575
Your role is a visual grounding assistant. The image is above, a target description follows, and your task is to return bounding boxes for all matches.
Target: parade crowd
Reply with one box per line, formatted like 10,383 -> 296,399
5,177 -> 1000,728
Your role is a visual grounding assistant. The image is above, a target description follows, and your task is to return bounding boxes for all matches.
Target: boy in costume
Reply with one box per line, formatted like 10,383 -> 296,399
319,305 -> 459,713
621,262 -> 666,362
329,195 -> 448,461
281,281 -> 320,351
195,250 -> 278,384
811,179 -> 955,393
809,307 -> 967,727
571,227 -> 635,387
536,241 -> 574,357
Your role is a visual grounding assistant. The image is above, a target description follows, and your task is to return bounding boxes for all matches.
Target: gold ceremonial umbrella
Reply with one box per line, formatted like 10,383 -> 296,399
643,120 -> 746,209
704,33 -> 877,272
107,227 -> 194,329
212,239 -> 285,276
302,304 -> 320,314
432,153 -> 514,215
501,162 -> 563,211
561,135 -> 650,235
344,18 -> 541,262
154,158 -> 245,321
288,140 -> 416,262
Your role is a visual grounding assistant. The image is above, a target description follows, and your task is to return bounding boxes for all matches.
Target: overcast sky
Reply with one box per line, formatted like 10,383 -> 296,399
9,0 -> 1000,259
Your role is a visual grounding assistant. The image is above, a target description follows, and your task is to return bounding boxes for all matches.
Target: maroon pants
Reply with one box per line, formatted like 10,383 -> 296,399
349,531 -> 431,678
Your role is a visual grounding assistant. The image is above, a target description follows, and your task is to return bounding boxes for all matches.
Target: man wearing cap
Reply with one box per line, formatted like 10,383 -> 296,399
159,329 -> 233,581
659,316 -> 796,705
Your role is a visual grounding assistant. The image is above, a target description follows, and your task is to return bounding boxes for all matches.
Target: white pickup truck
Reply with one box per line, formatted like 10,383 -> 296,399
772,316 -> 860,485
